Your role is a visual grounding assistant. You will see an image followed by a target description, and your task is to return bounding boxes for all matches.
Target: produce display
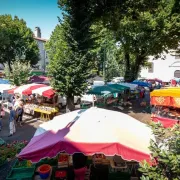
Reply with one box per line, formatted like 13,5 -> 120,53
24,104 -> 38,114
13,160 -> 33,168
0,140 -> 28,167
58,154 -> 69,168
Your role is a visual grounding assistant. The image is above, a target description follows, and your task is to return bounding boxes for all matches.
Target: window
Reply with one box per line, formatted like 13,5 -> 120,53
174,70 -> 180,78
148,62 -> 154,73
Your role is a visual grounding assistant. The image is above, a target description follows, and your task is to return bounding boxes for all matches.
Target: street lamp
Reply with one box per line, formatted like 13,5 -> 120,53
14,46 -> 27,60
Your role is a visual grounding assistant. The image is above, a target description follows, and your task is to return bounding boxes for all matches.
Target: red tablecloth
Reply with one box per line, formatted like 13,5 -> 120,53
152,116 -> 179,128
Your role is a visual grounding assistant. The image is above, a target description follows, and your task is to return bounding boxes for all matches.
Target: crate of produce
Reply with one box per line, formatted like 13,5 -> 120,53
58,154 -> 69,168
13,159 -> 35,169
6,167 -> 35,180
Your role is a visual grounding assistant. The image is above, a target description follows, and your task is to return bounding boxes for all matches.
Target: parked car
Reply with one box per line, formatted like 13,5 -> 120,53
58,96 -> 81,108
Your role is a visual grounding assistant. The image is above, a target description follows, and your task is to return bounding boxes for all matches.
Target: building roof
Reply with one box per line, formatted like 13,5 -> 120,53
34,37 -> 47,42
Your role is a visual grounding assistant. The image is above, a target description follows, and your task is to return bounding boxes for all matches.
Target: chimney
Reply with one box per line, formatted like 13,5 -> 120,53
34,27 -> 41,38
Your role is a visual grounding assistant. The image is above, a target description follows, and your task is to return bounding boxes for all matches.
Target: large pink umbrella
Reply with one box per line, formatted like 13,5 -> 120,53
18,108 -> 154,163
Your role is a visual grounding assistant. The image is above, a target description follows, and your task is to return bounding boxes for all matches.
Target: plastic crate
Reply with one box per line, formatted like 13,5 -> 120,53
12,159 -> 35,169
6,168 -> 35,180
0,138 -> 6,145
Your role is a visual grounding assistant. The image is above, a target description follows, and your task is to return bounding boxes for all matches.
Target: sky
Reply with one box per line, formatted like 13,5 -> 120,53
0,0 -> 62,39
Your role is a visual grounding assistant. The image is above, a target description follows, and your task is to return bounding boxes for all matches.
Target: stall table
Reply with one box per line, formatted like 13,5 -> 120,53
34,107 -> 58,121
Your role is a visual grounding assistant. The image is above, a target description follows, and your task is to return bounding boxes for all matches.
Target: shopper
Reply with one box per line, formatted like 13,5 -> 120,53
0,103 -> 5,131
16,100 -> 24,126
8,106 -> 16,137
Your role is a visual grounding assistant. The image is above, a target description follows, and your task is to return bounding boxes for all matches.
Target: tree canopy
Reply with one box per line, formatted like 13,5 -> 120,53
4,60 -> 32,86
58,0 -> 180,81
0,15 -> 39,68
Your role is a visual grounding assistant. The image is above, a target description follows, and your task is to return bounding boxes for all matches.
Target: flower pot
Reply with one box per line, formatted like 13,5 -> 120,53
38,164 -> 51,179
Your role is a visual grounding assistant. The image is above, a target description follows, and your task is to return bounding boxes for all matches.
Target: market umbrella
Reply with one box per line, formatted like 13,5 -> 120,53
32,86 -> 55,98
87,85 -> 120,95
0,84 -> 14,93
131,81 -> 151,88
8,84 -> 47,95
0,79 -> 9,84
18,107 -> 155,163
119,83 -> 138,90
29,75 -> 49,84
107,84 -> 130,91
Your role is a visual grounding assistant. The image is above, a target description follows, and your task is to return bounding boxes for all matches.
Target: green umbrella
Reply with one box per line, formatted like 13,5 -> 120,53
87,85 -> 120,95
107,84 -> 130,91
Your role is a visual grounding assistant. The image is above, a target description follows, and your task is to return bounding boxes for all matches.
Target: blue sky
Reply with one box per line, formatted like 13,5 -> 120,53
0,0 -> 62,39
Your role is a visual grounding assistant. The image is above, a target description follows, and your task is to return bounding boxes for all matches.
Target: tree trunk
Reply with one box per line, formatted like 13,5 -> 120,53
124,53 -> 131,82
130,55 -> 143,81
8,58 -> 12,72
66,95 -> 75,113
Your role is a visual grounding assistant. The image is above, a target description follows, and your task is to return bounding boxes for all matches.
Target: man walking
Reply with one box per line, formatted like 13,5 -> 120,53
8,105 -> 16,137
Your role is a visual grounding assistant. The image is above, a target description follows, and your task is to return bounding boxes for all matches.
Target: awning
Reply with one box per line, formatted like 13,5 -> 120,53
32,86 -> 55,98
107,84 -> 130,91
0,84 -> 14,93
150,88 -> 180,107
87,85 -> 120,95
119,83 -> 138,90
8,84 -> 47,95
131,81 -> 151,87
29,75 -> 49,84
18,107 -> 154,163
150,88 -> 180,97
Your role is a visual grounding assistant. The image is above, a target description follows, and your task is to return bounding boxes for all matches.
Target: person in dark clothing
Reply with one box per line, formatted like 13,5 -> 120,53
72,153 -> 87,169
16,101 -> 24,126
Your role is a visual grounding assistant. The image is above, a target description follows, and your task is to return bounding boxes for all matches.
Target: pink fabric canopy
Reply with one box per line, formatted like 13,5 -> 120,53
18,108 -> 154,163
152,116 -> 179,128
29,76 -> 49,84
8,84 -> 47,95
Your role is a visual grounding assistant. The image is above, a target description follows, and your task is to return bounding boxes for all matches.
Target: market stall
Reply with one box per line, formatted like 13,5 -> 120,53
29,75 -> 50,85
0,84 -> 14,100
8,83 -> 47,95
16,108 -> 154,180
86,85 -> 126,107
8,84 -> 59,120
150,88 -> 180,127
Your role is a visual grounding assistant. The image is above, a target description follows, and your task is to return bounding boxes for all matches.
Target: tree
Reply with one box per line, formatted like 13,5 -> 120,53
46,0 -> 95,111
46,22 -> 89,111
4,60 -> 32,86
103,0 -> 180,81
0,15 -> 39,70
139,123 -> 180,180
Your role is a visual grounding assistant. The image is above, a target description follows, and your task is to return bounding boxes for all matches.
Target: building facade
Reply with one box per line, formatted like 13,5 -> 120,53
33,27 -> 49,71
140,50 -> 180,82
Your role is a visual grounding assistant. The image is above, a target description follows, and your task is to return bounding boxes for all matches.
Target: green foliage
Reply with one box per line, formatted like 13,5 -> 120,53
139,123 -> 180,180
46,22 -> 89,109
105,0 -> 180,81
0,15 -> 39,66
90,22 -> 124,81
4,60 -> 32,86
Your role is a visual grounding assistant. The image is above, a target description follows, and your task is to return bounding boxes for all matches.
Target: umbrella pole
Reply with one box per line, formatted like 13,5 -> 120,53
92,95 -> 94,107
